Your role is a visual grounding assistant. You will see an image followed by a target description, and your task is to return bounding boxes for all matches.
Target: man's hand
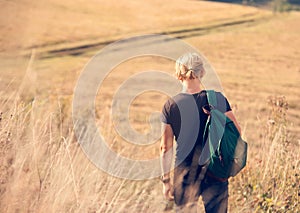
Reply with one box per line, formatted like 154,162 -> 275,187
163,182 -> 174,201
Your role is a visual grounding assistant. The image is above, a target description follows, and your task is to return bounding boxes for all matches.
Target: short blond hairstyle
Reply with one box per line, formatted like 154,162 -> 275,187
175,53 -> 205,81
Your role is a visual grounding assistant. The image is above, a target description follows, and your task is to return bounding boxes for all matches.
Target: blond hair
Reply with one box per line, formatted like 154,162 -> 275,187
175,53 -> 205,81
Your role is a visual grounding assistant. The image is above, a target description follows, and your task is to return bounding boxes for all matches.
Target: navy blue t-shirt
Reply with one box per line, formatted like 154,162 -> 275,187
161,90 -> 231,168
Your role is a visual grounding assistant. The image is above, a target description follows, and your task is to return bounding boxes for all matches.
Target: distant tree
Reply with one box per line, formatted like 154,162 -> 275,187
272,0 -> 293,12
208,0 -> 299,12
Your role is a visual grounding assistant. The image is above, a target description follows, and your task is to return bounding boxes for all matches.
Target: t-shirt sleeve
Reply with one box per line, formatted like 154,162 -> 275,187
216,92 -> 232,113
161,99 -> 172,124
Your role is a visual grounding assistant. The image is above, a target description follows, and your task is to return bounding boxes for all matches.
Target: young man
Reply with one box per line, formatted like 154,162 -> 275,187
160,53 -> 241,212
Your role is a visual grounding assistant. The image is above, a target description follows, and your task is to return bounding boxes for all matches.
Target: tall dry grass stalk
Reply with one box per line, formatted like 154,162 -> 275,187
0,52 -> 132,212
229,96 -> 299,212
0,79 -> 160,212
1,88 -> 299,212
0,89 -> 128,212
0,56 -> 299,212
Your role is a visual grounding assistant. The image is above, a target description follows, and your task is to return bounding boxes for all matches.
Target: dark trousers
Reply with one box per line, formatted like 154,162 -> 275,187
174,174 -> 229,213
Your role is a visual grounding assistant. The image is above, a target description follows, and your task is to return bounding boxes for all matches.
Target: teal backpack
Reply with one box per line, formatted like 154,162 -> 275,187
201,90 -> 248,179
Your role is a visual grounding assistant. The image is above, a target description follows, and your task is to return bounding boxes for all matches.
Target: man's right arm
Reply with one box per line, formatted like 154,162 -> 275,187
160,123 -> 174,200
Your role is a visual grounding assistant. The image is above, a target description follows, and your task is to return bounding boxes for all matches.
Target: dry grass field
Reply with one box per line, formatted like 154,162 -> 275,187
0,0 -> 299,212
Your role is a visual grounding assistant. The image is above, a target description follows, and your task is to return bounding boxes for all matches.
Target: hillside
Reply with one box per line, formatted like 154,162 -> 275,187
0,0 -> 299,212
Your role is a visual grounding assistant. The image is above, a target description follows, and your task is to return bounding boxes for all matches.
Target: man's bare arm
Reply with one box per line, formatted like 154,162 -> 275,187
160,123 -> 174,179
225,110 -> 242,136
160,123 -> 174,201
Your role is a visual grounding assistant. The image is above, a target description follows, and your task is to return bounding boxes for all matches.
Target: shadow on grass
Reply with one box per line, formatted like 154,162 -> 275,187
204,0 -> 266,4
205,0 -> 300,6
288,0 -> 300,5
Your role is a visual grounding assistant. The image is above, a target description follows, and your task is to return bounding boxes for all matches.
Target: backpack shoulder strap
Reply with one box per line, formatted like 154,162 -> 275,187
206,90 -> 217,107
203,90 -> 227,164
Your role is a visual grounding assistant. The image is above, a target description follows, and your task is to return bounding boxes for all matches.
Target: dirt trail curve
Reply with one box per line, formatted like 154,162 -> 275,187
37,13 -> 271,59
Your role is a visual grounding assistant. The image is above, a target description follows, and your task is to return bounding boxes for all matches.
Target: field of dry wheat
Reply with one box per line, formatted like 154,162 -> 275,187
0,0 -> 299,212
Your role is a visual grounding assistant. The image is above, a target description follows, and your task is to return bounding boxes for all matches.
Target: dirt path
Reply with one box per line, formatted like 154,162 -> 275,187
39,14 -> 270,59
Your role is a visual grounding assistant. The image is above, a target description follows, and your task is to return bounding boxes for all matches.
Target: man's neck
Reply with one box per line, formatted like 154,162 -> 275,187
181,79 -> 202,94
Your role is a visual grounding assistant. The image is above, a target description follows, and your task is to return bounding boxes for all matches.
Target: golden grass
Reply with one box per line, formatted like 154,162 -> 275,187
1,0 -> 267,54
0,0 -> 300,212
